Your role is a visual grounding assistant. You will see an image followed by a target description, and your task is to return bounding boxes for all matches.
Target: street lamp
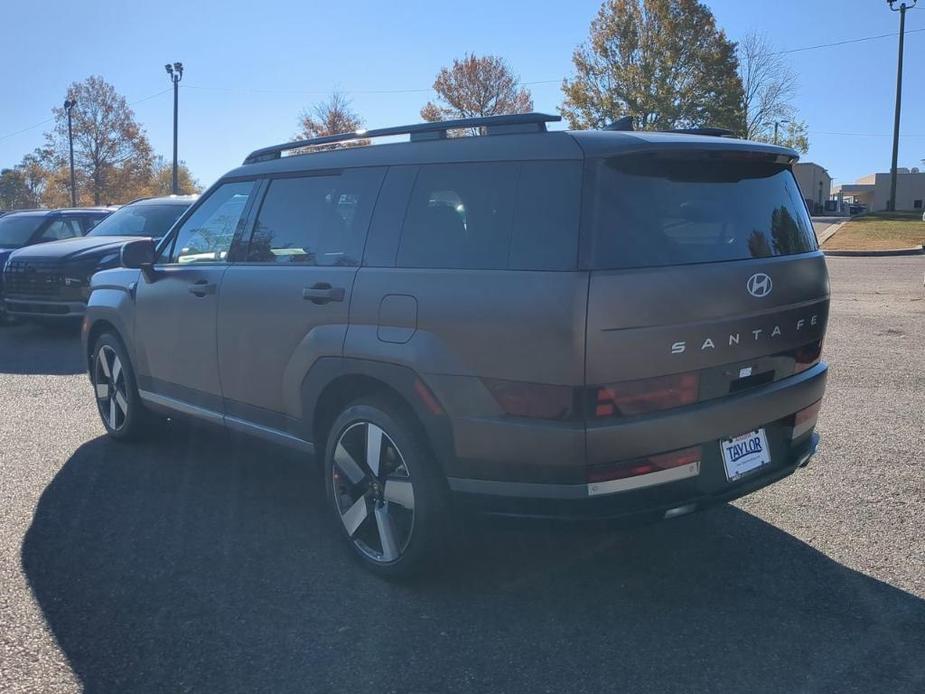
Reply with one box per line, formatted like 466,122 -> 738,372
164,61 -> 184,194
886,0 -> 917,212
773,119 -> 790,146
64,98 -> 77,207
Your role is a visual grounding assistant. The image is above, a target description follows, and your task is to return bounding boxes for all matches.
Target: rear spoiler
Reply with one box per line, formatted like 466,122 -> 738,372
603,117 -> 734,138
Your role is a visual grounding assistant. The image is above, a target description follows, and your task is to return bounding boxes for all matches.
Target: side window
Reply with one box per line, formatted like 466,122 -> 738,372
169,181 -> 254,264
510,162 -> 582,270
246,169 -> 383,266
396,161 -> 580,271
38,218 -> 82,241
82,215 -> 106,233
397,163 -> 517,270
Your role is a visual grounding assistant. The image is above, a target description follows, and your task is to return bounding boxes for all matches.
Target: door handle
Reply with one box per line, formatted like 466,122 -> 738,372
302,283 -> 345,305
188,280 -> 217,297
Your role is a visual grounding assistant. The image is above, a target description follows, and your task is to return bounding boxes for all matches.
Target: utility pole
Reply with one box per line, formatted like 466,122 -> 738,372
887,0 -> 917,212
773,119 -> 790,146
164,62 -> 184,194
64,99 -> 77,206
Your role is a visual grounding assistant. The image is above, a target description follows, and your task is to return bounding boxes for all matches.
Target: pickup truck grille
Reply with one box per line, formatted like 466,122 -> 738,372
2,260 -> 65,297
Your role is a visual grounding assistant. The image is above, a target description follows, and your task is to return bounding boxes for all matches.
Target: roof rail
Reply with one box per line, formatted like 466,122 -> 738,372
243,112 -> 562,164
670,127 -> 733,137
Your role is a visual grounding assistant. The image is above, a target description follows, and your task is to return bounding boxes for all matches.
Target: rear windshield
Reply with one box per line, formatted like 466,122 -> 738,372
0,216 -> 43,248
585,154 -> 817,269
87,203 -> 187,238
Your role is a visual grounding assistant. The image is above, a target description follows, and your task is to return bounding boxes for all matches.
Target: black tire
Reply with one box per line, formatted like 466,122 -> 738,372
324,396 -> 450,578
90,332 -> 154,441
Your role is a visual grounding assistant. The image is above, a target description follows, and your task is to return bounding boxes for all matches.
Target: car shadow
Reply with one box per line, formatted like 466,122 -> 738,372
22,427 -> 925,693
0,320 -> 84,375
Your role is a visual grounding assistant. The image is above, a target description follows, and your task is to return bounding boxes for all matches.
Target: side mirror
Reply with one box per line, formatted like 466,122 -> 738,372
121,238 -> 157,280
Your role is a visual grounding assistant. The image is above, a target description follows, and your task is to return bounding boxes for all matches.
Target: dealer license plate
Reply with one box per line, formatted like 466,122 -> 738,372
721,429 -> 771,481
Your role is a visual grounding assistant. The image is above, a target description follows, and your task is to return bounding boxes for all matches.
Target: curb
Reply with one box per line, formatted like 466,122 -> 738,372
824,245 -> 925,257
817,221 -> 847,245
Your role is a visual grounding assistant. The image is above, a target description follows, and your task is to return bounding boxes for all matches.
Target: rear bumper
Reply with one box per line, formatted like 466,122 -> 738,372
451,433 -> 819,520
3,298 -> 86,318
443,363 -> 827,519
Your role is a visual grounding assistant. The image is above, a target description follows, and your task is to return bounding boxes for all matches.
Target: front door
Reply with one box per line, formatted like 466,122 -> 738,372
134,180 -> 256,412
217,168 -> 385,428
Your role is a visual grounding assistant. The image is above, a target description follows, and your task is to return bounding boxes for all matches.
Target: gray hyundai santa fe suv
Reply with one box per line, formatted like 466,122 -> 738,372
81,113 -> 828,576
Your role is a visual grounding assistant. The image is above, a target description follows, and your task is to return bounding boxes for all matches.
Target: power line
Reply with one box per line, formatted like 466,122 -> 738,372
182,79 -> 562,97
183,84 -> 433,96
0,87 -> 172,144
776,27 -> 925,54
0,26 -> 921,145
810,130 -> 925,137
181,30 -> 924,98
0,117 -> 55,143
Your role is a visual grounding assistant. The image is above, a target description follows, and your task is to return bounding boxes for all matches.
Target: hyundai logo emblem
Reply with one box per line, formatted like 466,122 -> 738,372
746,273 -> 773,298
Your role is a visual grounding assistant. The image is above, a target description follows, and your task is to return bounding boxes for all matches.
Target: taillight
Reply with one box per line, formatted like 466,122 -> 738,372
593,372 -> 699,418
792,399 -> 822,439
483,379 -> 575,420
794,340 -> 823,374
587,445 -> 702,484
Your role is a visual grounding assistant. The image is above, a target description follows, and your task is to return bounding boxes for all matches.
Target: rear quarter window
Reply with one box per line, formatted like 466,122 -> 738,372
584,153 -> 817,269
395,161 -> 581,271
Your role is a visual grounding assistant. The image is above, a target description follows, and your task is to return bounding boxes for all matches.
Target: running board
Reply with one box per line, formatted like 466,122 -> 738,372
138,390 -> 314,454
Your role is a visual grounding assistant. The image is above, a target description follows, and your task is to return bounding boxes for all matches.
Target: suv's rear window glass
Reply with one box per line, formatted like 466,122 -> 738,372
247,169 -> 383,266
585,154 -> 817,269
396,161 -> 580,271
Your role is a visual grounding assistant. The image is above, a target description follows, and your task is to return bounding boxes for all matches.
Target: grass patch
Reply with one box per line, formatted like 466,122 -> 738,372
823,211 -> 925,251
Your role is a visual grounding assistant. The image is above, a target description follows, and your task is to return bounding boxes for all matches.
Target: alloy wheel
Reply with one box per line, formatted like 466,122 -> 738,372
94,345 -> 129,432
331,421 -> 415,563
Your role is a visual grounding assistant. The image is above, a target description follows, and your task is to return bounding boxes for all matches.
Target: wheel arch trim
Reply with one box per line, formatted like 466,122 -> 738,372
301,357 -> 454,473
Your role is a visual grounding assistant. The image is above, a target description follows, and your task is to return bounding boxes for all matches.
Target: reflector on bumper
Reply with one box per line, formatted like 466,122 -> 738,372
586,445 -> 702,496
792,399 -> 822,440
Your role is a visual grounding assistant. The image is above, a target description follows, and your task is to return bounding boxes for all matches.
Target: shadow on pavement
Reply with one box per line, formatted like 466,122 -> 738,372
22,426 -> 925,693
0,320 -> 84,375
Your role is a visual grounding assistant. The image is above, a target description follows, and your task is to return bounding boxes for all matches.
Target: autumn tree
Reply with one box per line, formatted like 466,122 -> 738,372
421,54 -> 533,134
45,75 -> 154,205
561,0 -> 745,133
0,169 -> 26,210
739,33 -> 808,153
0,151 -> 49,209
295,91 -> 368,150
149,156 -> 201,196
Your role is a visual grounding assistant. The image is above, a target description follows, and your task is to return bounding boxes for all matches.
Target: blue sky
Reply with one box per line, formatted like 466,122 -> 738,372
1,0 -> 922,189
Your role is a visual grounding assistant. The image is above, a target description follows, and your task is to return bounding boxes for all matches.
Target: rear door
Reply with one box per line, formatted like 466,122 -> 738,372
583,152 -> 828,384
581,151 -> 829,458
216,168 -> 385,429
133,180 -> 256,412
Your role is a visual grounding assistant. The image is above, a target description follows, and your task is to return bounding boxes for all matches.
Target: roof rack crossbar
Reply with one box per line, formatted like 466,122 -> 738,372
243,112 -> 561,164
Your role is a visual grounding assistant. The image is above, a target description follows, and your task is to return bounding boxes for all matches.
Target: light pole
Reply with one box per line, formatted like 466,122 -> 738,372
164,61 -> 184,194
64,98 -> 77,206
773,119 -> 790,146
887,0 -> 917,212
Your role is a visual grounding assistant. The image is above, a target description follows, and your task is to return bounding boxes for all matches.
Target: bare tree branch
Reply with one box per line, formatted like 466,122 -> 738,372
738,32 -> 808,152
295,91 -> 369,151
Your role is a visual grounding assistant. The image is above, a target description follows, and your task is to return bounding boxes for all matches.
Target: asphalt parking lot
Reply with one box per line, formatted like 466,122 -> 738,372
1,257 -> 923,693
